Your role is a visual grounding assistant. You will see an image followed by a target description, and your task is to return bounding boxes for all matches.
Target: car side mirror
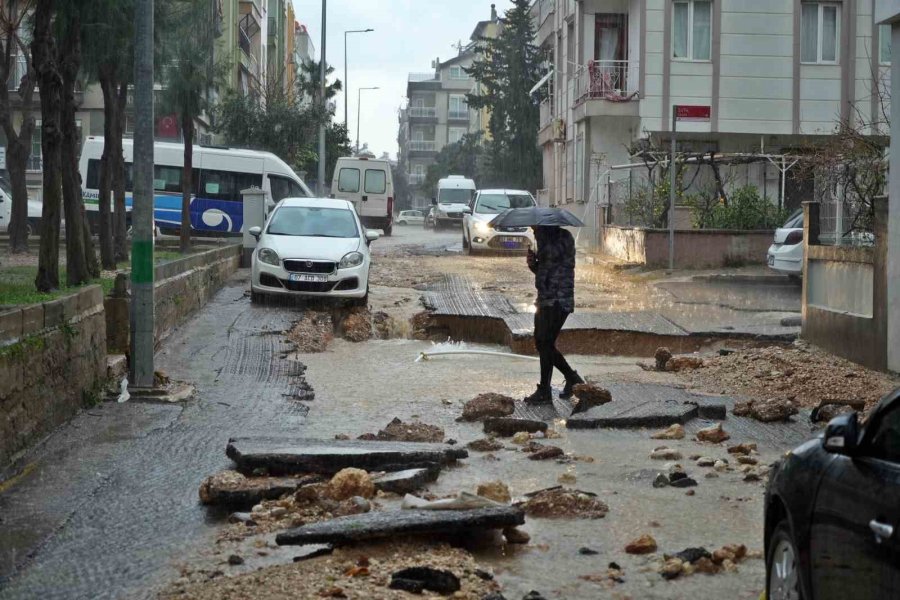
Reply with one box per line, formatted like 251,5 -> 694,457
824,413 -> 859,455
365,229 -> 380,244
463,207 -> 472,214
431,198 -> 437,206
248,226 -> 262,240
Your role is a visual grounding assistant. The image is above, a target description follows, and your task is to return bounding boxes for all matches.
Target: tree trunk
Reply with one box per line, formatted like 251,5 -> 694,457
180,112 -> 193,253
112,81 -> 128,262
6,134 -> 31,253
96,71 -> 116,269
59,13 -> 91,286
32,0 -> 61,292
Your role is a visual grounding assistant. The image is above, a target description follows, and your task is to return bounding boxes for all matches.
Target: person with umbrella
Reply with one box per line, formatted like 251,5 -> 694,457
491,207 -> 585,404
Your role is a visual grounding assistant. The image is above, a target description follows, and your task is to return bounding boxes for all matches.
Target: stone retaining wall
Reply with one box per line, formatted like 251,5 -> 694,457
600,225 -> 775,269
0,286 -> 107,468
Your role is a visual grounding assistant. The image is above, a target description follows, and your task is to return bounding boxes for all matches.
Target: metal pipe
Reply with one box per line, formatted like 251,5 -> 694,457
415,350 -> 540,363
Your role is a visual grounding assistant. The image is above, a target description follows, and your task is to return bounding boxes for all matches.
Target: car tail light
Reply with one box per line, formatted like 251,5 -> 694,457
387,196 -> 394,219
783,230 -> 804,246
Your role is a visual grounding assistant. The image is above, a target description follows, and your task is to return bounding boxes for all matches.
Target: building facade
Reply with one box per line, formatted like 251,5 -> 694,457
535,0 -> 891,219
399,6 -> 502,210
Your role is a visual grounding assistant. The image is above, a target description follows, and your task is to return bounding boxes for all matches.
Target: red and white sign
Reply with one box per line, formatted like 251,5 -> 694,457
675,105 -> 711,122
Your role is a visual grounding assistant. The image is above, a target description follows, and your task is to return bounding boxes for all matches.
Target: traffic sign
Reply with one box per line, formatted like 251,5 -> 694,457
675,105 -> 711,122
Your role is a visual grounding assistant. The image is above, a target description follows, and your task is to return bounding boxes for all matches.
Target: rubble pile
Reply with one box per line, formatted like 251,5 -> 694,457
655,347 -> 673,371
657,543 -> 753,580
460,393 -> 516,421
375,418 -> 445,443
520,488 -> 609,519
665,356 -> 704,372
410,311 -> 436,340
733,397 -> 798,422
571,383 -> 612,414
285,312 -> 334,353
467,438 -> 505,452
650,424 -> 685,440
339,309 -> 373,342
684,344 -> 898,410
476,481 -> 511,504
695,423 -> 730,444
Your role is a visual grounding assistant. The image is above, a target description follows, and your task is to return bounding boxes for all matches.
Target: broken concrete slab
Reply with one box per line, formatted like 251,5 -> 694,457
226,437 -> 467,475
685,396 -> 729,420
199,471 -> 324,508
567,399 -> 698,429
275,506 -> 525,546
371,467 -> 440,495
483,418 -> 548,437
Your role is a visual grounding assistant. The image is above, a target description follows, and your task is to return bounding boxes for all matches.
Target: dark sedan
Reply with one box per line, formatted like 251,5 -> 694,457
764,388 -> 900,600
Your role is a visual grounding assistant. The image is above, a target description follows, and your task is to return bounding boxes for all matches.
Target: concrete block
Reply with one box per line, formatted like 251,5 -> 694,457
59,293 -> 79,321
21,304 -> 44,336
0,309 -> 23,344
77,285 -> 104,313
42,298 -> 64,328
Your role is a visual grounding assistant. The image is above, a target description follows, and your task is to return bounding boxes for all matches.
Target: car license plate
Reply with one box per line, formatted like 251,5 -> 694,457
767,255 -> 775,266
500,236 -> 523,249
289,273 -> 327,283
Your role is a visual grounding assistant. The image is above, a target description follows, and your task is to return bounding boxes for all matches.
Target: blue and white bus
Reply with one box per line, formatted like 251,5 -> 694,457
79,137 -> 313,234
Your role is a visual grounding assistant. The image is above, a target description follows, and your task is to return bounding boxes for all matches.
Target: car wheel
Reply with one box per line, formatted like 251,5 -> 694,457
767,520 -> 803,600
383,223 -> 392,237
398,220 -> 406,226
462,231 -> 469,249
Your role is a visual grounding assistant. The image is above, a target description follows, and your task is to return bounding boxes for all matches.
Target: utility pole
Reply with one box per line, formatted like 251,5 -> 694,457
131,0 -> 155,388
669,105 -> 676,273
317,0 -> 327,196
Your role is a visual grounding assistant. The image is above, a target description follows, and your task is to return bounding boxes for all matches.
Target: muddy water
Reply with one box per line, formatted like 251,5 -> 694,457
300,337 -> 798,600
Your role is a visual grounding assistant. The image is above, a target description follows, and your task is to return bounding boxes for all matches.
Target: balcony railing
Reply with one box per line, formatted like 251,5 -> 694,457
448,109 -> 468,120
408,106 -> 437,118
408,173 -> 426,185
574,60 -> 640,103
539,96 -> 553,129
409,140 -> 436,152
26,156 -> 42,172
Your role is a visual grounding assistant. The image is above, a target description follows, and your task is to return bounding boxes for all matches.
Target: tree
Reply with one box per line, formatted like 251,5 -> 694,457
297,121 -> 351,190
296,58 -> 342,106
159,0 -> 227,253
81,0 -> 134,267
467,0 -> 546,191
0,0 -> 36,255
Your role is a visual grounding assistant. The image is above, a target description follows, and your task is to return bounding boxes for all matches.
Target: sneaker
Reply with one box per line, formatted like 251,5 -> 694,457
560,373 -> 585,400
524,385 -> 552,405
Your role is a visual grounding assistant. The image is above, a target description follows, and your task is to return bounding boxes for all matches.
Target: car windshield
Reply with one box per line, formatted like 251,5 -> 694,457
438,188 -> 473,204
475,193 -> 535,214
267,206 -> 359,238
782,209 -> 803,229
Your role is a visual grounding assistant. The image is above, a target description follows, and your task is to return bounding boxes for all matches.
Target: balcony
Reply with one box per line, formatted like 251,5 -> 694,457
409,140 -> 436,152
539,96 -> 553,129
408,106 -> 437,119
572,60 -> 640,120
408,173 -> 426,185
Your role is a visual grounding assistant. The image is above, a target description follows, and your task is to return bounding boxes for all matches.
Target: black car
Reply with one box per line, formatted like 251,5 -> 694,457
764,388 -> 900,600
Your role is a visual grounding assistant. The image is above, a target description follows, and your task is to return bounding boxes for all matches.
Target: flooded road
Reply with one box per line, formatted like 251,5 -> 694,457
0,225 -> 809,599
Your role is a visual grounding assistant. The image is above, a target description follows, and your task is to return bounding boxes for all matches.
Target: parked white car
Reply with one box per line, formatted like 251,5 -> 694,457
767,210 -> 803,276
462,189 -> 537,255
249,198 -> 379,305
396,210 -> 425,226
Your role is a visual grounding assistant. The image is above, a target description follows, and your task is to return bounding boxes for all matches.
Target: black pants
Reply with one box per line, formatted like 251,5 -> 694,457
534,303 -> 577,389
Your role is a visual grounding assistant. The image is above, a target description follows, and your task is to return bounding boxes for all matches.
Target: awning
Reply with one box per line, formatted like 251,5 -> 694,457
529,69 -> 554,96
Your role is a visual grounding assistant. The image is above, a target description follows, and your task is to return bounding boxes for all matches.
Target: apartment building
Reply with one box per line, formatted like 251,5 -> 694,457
535,0 -> 891,214
399,6 -> 502,209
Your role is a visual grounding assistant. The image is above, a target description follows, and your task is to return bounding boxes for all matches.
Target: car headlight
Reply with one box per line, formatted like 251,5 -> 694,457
257,248 -> 279,266
474,221 -> 491,233
339,251 -> 364,269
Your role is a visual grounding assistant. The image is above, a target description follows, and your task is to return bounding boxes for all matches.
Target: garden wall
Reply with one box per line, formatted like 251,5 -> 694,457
0,286 -> 107,468
600,225 -> 775,269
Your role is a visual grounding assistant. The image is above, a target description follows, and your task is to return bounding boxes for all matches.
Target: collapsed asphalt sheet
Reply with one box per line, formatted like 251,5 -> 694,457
423,274 -> 518,319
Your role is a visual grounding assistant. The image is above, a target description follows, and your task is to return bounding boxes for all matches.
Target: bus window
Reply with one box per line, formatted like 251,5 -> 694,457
154,165 -> 183,193
199,169 -> 262,202
364,169 -> 386,194
337,168 -> 360,193
269,175 -> 291,202
86,159 -> 135,193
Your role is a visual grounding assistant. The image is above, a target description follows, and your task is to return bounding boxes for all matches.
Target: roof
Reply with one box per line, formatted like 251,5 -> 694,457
280,197 -> 354,210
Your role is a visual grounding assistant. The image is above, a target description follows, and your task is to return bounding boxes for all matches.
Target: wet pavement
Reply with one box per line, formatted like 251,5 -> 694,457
0,225 -> 815,599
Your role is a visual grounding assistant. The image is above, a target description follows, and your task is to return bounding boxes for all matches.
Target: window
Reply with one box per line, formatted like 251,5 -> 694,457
673,1 -> 711,61
199,169 -> 262,202
474,193 -> 536,214
449,127 -> 467,144
85,158 -> 136,192
881,23 -> 892,65
364,169 -> 386,194
270,174 -> 304,202
337,167 -> 360,192
413,164 -> 425,176
449,95 -> 468,119
154,165 -> 184,193
267,206 -> 359,238
866,407 -> 900,464
449,65 -> 467,80
801,3 -> 839,63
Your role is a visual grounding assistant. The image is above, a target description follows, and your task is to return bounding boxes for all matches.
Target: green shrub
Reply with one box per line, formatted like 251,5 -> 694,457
689,186 -> 791,230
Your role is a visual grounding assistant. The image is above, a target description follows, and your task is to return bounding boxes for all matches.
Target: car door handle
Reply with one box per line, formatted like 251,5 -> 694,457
869,520 -> 894,543
362,195 -> 368,201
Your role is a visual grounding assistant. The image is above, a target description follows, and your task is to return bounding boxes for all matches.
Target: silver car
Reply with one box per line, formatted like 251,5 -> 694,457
462,189 -> 537,255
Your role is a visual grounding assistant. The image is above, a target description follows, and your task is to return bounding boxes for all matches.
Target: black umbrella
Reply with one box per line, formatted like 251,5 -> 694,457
489,207 -> 585,228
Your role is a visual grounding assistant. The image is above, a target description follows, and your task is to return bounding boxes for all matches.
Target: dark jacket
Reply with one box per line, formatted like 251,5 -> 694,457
529,227 -> 575,312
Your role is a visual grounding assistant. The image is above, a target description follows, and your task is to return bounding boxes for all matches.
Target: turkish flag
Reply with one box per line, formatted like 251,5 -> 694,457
156,114 -> 179,139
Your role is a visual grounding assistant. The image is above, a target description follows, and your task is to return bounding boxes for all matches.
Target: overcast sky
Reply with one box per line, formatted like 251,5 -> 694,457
293,0 -> 515,160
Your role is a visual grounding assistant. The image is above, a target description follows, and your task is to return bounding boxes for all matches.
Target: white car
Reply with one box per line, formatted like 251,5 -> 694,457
462,189 -> 537,255
767,210 -> 803,276
396,210 -> 425,226
249,197 -> 379,305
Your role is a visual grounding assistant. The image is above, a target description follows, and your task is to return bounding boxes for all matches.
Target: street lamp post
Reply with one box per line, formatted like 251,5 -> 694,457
356,86 -> 379,153
344,28 -> 373,128
317,0 -> 327,196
